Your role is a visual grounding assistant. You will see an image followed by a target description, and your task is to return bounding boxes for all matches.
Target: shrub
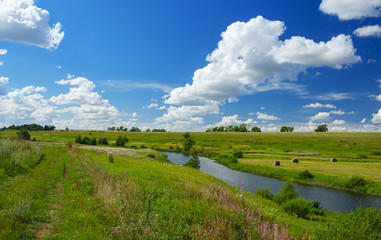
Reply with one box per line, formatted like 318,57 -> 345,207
345,176 -> 369,190
273,181 -> 297,204
116,135 -> 129,146
81,136 -> 92,145
232,150 -> 243,159
158,154 -> 170,163
91,137 -> 97,145
184,154 -> 200,169
75,135 -> 82,144
216,154 -> 238,164
98,138 -> 109,145
317,207 -> 381,240
282,197 -> 311,218
299,170 -> 314,179
147,153 -> 155,159
256,187 -> 273,200
109,153 -> 114,163
16,129 -> 30,140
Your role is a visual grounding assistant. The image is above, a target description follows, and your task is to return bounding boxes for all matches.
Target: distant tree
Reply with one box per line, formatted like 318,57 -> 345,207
81,137 -> 92,145
184,152 -> 200,169
75,135 -> 82,144
182,132 -> 195,153
145,128 -> 151,132
91,137 -> 97,145
315,124 -> 328,132
130,127 -> 141,132
115,135 -> 129,146
65,127 -> 69,131
98,138 -> 109,145
280,126 -> 294,132
17,129 -> 31,140
251,126 -> 261,132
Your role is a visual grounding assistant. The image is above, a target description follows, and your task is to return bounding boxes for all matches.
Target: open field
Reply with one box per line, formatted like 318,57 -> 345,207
1,131 -> 381,239
2,130 -> 380,193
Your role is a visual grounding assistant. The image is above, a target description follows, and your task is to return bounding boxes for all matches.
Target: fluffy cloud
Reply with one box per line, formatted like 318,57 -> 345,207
0,49 -> 7,55
269,34 -> 360,69
354,25 -> 381,37
332,119 -> 346,125
159,16 -> 359,127
330,110 -> 345,115
319,0 -> 381,20
369,94 -> 381,101
0,85 -> 57,123
303,102 -> 336,109
0,77 -> 8,86
361,118 -> 367,123
0,0 -> 64,49
372,109 -> 381,123
143,103 -> 159,109
256,112 -> 279,120
211,115 -> 256,126
310,112 -> 330,122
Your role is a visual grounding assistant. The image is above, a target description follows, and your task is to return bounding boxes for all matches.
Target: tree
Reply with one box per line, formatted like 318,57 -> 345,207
75,135 -> 82,144
251,126 -> 261,132
182,132 -> 194,153
315,124 -> 328,132
17,129 -> 31,140
91,137 -> 97,145
116,135 -> 129,146
130,127 -> 141,132
98,138 -> 109,145
81,136 -> 92,145
184,153 -> 200,169
280,126 -> 294,132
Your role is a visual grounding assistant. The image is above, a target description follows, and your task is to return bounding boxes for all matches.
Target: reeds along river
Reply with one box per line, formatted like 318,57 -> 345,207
162,151 -> 381,213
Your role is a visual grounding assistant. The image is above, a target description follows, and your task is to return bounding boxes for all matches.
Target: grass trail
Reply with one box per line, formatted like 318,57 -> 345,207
0,145 -> 66,239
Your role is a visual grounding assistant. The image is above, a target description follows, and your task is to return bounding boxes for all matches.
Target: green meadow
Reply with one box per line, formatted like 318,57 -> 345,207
1,130 -> 381,239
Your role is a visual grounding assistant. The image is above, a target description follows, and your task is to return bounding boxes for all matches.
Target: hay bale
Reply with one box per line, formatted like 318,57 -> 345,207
331,158 -> 337,162
272,160 -> 280,166
292,158 -> 299,163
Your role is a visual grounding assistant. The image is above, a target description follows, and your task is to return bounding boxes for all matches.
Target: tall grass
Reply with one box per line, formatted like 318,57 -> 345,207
65,148 -> 302,239
0,138 -> 43,180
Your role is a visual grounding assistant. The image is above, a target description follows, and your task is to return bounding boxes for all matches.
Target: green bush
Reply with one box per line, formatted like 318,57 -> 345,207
184,154 -> 200,169
147,153 -> 156,159
116,136 -> 129,146
282,197 -> 311,218
345,176 -> 369,190
232,150 -> 243,159
256,187 -> 273,200
216,154 -> 238,164
16,129 -> 30,140
299,170 -> 314,179
273,181 -> 297,204
317,207 -> 381,240
158,154 -> 170,163
109,154 -> 114,163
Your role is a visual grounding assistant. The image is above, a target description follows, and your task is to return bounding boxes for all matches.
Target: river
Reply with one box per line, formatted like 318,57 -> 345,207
162,151 -> 381,213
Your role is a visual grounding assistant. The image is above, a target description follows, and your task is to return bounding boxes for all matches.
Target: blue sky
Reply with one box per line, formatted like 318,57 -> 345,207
0,0 -> 381,131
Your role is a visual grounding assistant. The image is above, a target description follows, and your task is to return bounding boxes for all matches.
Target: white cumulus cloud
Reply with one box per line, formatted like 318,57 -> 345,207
330,110 -> 346,115
158,16 -> 359,129
303,102 -> 336,109
212,115 -> 256,126
0,49 -> 7,55
143,103 -> 159,109
319,0 -> 381,20
332,119 -> 346,125
372,109 -> 381,123
0,76 -> 9,86
0,0 -> 64,49
354,25 -> 381,37
269,34 -> 361,69
310,112 -> 330,122
256,112 -> 280,120
361,118 -> 367,123
369,94 -> 381,101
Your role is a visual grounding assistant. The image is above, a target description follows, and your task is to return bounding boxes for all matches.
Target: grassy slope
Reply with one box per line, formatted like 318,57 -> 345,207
1,143 -> 330,239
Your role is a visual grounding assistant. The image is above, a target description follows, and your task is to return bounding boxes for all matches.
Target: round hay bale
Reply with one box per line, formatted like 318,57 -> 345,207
331,158 -> 337,162
292,158 -> 299,163
272,160 -> 280,166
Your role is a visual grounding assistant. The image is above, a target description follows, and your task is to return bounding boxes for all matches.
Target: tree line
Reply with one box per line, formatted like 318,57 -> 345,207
75,135 -> 129,146
206,124 -> 328,132
107,126 -> 167,132
1,124 -> 56,131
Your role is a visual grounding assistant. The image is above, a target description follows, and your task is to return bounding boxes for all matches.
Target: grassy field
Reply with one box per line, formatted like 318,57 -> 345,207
1,130 -> 381,239
3,130 -> 380,194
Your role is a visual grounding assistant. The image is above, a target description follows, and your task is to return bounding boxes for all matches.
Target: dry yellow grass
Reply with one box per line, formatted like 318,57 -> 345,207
240,158 -> 381,182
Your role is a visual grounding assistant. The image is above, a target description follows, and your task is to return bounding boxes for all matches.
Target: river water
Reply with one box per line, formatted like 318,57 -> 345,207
162,151 -> 381,213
